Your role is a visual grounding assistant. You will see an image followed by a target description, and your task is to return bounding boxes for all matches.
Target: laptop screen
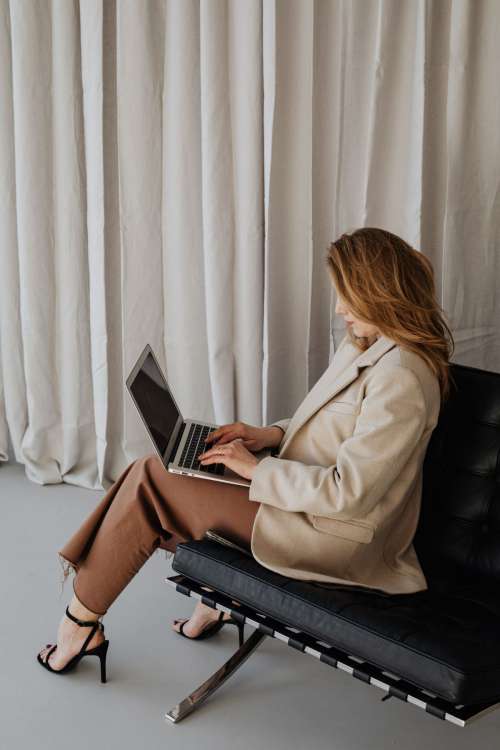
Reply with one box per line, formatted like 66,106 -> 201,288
128,350 -> 180,458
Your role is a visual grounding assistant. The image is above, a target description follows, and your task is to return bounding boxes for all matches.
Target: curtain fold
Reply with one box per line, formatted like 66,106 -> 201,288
0,0 -> 498,488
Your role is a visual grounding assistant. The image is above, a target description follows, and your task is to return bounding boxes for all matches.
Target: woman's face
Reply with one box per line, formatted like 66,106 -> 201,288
334,290 -> 381,340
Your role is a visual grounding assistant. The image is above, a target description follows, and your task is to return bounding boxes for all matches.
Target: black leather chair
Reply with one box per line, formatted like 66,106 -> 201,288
164,362 -> 500,728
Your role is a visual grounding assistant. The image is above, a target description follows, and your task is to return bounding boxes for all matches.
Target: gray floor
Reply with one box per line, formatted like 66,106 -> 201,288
1,460 -> 499,749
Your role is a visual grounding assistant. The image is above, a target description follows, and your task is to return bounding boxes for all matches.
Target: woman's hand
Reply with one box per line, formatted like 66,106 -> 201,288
201,422 -> 283,452
196,421 -> 284,480
197,438 -> 260,480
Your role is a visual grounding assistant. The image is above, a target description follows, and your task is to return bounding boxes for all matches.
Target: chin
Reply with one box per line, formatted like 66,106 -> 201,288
347,326 -> 377,351
347,326 -> 364,349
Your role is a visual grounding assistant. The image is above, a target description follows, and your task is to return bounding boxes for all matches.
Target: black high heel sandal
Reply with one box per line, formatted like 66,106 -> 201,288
37,605 -> 109,683
174,609 -> 245,647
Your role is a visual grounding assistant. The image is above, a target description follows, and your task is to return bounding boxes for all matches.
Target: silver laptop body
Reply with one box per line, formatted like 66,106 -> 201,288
126,344 -> 271,487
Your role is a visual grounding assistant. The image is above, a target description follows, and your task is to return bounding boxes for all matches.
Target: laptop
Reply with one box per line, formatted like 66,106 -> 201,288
126,343 -> 272,487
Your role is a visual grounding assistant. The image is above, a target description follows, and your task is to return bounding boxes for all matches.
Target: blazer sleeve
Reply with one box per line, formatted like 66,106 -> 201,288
267,418 -> 291,435
249,365 -> 428,520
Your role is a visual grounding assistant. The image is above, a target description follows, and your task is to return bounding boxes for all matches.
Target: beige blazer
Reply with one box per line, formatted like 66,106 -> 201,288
248,332 -> 442,594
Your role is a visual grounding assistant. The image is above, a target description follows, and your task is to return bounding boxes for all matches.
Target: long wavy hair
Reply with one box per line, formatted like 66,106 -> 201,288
325,227 -> 455,403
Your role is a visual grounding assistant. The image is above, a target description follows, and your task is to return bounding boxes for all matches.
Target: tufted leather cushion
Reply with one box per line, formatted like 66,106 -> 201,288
171,362 -> 500,706
415,362 -> 500,590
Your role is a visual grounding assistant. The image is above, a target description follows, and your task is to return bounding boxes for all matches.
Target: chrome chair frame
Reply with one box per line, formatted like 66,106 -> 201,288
164,573 -> 500,728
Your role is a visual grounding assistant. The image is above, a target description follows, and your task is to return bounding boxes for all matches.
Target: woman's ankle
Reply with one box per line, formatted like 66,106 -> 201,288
68,593 -> 102,621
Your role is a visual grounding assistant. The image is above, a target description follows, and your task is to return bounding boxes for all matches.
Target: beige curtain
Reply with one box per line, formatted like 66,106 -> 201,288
0,0 -> 498,488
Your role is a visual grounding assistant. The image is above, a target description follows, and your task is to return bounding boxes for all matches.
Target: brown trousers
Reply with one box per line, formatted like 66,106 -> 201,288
58,453 -> 260,616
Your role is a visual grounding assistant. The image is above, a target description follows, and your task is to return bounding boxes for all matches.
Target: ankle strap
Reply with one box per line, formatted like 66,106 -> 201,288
65,605 -> 101,627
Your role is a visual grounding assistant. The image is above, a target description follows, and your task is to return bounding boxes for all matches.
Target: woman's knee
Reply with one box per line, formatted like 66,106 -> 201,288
130,452 -> 161,474
134,451 -> 157,463
111,453 -> 161,509
129,452 -> 173,494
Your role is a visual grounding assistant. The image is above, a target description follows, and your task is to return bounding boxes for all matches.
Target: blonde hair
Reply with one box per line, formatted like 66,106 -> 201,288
325,227 -> 455,403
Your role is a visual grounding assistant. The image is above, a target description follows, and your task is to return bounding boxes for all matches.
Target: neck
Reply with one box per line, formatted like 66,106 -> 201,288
364,331 -> 380,345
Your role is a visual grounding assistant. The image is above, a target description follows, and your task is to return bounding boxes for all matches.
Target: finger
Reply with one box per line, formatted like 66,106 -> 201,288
196,447 -> 216,460
203,437 -> 250,456
198,454 -> 226,466
204,424 -> 240,443
198,442 -> 236,461
200,438 -> 242,459
209,433 -> 238,446
197,446 -> 224,460
204,426 -> 231,443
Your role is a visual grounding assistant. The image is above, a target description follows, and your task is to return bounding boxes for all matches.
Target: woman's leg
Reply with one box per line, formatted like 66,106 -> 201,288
60,452 -> 259,614
38,452 -> 260,667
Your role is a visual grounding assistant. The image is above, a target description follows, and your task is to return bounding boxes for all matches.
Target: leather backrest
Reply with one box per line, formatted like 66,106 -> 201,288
414,362 -> 500,591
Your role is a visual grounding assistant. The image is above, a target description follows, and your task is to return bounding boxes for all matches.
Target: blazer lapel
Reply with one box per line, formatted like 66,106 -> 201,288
278,334 -> 397,455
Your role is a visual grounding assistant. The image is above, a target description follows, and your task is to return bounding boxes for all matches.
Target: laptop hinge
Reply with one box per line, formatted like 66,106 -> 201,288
168,421 -> 186,465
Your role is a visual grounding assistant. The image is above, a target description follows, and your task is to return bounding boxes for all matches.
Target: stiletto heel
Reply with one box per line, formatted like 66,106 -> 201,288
96,640 -> 110,683
236,621 -> 245,647
37,605 -> 109,683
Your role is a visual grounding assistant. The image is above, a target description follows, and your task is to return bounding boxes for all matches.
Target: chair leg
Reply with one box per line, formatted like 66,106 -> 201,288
165,628 -> 267,723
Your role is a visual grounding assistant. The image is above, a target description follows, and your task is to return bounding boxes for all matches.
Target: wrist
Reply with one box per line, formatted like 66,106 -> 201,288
266,425 -> 285,449
250,453 -> 271,481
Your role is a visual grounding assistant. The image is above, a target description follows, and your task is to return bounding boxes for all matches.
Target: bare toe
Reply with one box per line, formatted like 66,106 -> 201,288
45,647 -> 58,667
172,618 -> 187,633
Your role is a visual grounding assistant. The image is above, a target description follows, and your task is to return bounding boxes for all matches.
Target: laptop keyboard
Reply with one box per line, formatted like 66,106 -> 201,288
178,423 -> 225,475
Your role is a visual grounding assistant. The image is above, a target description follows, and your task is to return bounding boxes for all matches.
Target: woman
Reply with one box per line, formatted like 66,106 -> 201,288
37,227 -> 454,681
